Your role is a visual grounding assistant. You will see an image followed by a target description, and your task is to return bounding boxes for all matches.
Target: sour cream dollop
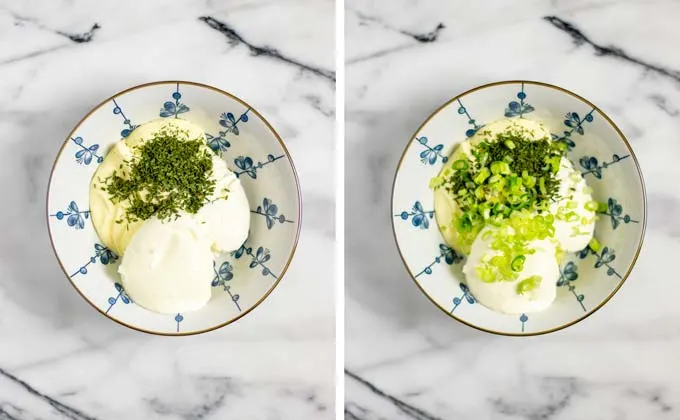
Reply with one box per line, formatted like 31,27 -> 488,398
463,226 -> 560,314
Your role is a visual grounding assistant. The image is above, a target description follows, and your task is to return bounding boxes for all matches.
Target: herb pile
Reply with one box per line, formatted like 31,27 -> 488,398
102,128 -> 216,224
432,128 -> 567,252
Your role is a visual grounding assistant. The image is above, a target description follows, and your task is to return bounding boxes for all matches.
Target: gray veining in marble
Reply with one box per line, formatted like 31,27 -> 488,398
346,0 -> 680,419
0,0 -> 335,418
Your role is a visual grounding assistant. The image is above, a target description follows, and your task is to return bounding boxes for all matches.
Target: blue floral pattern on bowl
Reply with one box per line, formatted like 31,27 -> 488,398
50,201 -> 89,229
71,137 -> 102,165
159,83 -> 190,118
252,198 -> 294,229
48,81 -> 301,335
395,201 -> 434,230
392,80 -> 646,336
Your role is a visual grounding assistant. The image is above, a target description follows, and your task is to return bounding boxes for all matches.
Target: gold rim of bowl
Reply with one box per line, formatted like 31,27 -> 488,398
46,80 -> 303,336
390,79 -> 647,336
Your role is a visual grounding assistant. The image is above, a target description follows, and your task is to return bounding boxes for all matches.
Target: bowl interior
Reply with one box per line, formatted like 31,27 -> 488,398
392,81 -> 645,335
48,81 -> 300,335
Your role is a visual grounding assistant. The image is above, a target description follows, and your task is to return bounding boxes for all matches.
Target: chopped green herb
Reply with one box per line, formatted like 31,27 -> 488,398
105,126 -> 216,223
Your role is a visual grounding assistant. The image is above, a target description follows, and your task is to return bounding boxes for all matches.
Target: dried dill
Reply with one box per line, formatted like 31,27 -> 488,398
104,128 -> 216,223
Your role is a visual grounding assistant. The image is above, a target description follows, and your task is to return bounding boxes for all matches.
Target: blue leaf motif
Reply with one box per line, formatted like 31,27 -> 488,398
440,243 -> 463,265
206,132 -> 231,153
159,85 -> 190,118
234,156 -> 255,178
72,137 -> 102,165
212,261 -> 234,287
218,110 -> 249,136
504,86 -> 535,117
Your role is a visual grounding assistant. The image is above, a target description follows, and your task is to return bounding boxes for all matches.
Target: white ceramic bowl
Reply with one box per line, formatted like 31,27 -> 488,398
47,81 -> 301,335
392,80 -> 646,335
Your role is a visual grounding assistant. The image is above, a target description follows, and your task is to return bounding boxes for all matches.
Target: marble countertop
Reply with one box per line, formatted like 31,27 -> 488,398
0,0 -> 334,418
345,0 -> 680,419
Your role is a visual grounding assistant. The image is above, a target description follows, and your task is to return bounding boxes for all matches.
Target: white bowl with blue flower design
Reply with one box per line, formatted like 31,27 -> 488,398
47,81 -> 301,335
392,80 -> 646,335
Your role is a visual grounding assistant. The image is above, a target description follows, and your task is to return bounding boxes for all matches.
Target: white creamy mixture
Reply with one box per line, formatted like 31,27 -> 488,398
463,227 -> 559,314
433,118 -> 595,314
90,119 -> 250,314
118,216 -> 214,313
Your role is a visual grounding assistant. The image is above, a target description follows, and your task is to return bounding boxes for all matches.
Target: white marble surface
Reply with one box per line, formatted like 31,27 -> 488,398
345,0 -> 680,418
0,0 -> 334,418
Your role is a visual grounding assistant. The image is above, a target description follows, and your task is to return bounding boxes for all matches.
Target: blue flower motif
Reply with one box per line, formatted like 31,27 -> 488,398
595,246 -> 616,268
601,197 -> 638,229
415,243 -> 463,278
175,313 -> 184,332
451,282 -> 476,313
551,109 -> 595,150
505,84 -> 535,117
577,245 -> 621,278
397,201 -> 434,229
206,132 -> 231,153
71,244 -> 118,277
160,84 -> 190,118
112,99 -> 138,138
205,110 -> 250,153
250,247 -> 271,268
212,260 -> 240,311
234,156 -> 254,177
440,243 -> 463,265
234,154 -> 284,179
416,137 -> 447,165
556,261 -> 578,286
95,243 -> 117,265
219,111 -> 249,135
557,261 -> 585,311
51,201 -> 89,229
71,137 -> 103,165
212,260 -> 234,286
106,282 -> 132,314
252,198 -> 293,229
579,154 -> 630,179
456,99 -> 484,137
233,244 -> 277,278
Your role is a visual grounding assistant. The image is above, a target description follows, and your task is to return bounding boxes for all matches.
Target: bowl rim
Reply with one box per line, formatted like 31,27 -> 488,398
390,79 -> 647,336
46,80 -> 303,336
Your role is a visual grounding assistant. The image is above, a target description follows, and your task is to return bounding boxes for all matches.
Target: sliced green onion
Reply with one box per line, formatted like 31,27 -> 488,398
584,201 -> 601,212
504,140 -> 516,149
488,174 -> 503,184
452,159 -> 469,170
565,212 -> 579,223
589,237 -> 601,252
538,177 -> 547,195
516,275 -> 542,295
511,255 -> 526,272
473,167 -> 490,185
